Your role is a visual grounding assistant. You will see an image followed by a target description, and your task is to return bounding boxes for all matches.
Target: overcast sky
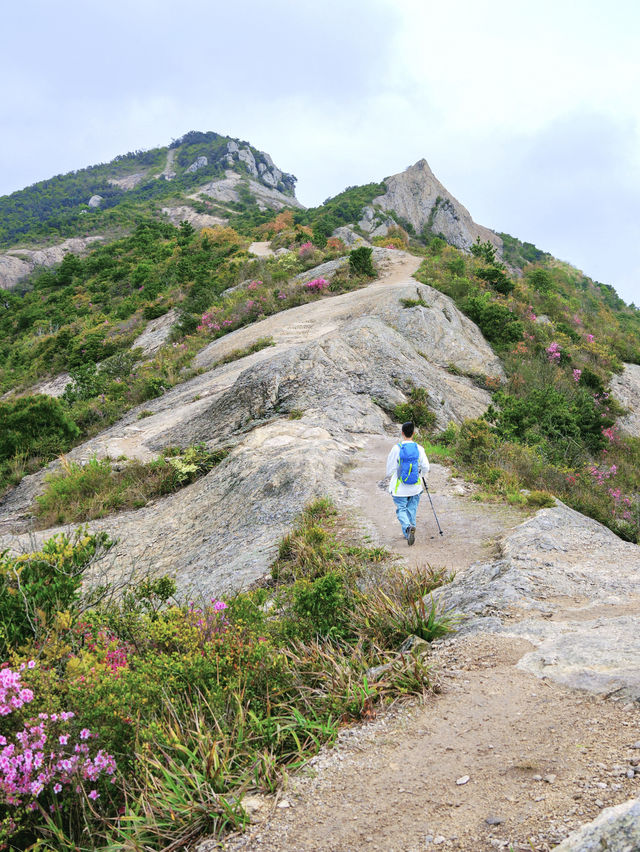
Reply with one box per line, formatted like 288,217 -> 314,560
2,0 -> 639,305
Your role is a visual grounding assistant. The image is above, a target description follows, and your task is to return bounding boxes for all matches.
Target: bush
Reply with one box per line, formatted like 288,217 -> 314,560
349,246 -> 375,277
476,265 -> 514,296
0,395 -> 79,462
394,387 -> 437,432
0,529 -> 112,655
463,293 -> 523,347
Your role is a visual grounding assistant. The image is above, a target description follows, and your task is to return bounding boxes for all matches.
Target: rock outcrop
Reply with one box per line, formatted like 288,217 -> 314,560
160,206 -> 227,229
107,173 -> 146,190
610,363 -> 640,437
552,798 -> 640,850
190,170 -> 303,212
0,252 -> 502,592
225,142 -> 296,195
374,159 -> 502,253
0,236 -> 104,290
437,500 -> 640,700
186,156 -> 208,173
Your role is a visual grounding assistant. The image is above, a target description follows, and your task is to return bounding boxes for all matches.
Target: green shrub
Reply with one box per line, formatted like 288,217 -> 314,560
0,528 -> 112,654
476,265 -> 514,295
0,395 -> 79,461
349,246 -> 375,277
446,256 -> 465,276
34,445 -> 227,526
455,418 -> 497,465
463,293 -> 523,347
394,387 -> 437,431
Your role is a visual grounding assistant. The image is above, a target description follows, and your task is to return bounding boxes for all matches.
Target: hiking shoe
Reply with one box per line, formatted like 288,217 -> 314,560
407,526 -> 416,546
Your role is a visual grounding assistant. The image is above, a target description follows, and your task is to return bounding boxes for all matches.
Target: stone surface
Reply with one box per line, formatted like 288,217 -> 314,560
610,363 -> 640,437
436,500 -> 640,700
374,159 -> 502,253
0,236 -> 104,290
552,797 -> 640,850
186,156 -> 208,173
331,226 -> 370,247
160,205 -> 226,230
190,170 -> 303,213
0,252 -> 500,593
130,309 -> 178,356
88,194 -> 103,207
358,204 -> 396,237
107,172 -> 146,190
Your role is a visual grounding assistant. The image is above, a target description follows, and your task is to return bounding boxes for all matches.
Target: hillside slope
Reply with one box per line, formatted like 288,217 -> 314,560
0,250 -> 502,591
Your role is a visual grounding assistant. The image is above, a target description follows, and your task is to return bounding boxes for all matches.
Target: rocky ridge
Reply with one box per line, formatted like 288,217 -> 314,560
373,159 -> 502,252
0,251 -> 501,593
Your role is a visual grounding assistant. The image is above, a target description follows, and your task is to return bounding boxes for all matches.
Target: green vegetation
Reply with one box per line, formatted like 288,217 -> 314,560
393,386 -> 437,432
33,445 -> 226,527
349,245 -> 376,277
293,183 -> 386,244
416,241 -> 640,540
212,336 -> 275,367
1,501 -> 453,850
0,131 -> 296,248
0,209 -> 372,493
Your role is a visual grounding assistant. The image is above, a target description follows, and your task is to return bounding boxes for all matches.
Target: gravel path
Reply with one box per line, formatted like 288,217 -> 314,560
222,440 -> 640,852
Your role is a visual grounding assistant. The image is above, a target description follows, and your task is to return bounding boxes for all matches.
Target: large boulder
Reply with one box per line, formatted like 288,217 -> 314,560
374,159 -> 502,253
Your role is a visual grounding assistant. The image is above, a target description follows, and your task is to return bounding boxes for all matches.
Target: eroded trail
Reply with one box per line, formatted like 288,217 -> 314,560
225,440 -> 640,852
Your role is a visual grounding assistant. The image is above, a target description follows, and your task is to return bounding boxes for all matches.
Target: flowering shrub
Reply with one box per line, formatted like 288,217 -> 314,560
303,278 -> 329,293
546,341 -> 562,363
0,664 -> 117,847
573,368 -> 582,382
298,241 -> 315,260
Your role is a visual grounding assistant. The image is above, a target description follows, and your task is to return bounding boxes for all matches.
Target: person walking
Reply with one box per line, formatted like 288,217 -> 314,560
386,421 -> 429,546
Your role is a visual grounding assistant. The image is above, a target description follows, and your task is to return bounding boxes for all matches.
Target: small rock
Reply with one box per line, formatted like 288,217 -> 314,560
532,774 -> 543,781
632,742 -> 640,749
486,815 -> 504,825
456,775 -> 470,785
595,798 -> 604,807
277,800 -> 290,808
626,769 -> 635,779
433,836 -> 446,846
544,773 -> 557,784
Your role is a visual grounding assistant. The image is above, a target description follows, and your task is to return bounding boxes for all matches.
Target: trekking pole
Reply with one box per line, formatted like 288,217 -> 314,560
422,476 -> 443,536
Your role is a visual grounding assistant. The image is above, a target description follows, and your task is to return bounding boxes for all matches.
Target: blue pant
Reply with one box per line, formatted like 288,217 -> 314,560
392,494 -> 421,539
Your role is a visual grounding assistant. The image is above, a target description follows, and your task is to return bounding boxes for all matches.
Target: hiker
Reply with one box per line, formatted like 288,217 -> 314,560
386,421 -> 429,546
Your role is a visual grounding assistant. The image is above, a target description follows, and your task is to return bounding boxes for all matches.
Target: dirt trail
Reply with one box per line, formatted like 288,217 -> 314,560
225,438 -> 640,852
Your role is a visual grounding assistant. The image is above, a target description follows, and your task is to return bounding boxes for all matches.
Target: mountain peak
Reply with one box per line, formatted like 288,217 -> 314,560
375,159 -> 501,252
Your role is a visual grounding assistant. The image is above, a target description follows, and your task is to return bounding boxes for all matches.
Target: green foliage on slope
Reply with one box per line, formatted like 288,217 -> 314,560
0,131 -> 297,248
1,501 -> 452,849
416,241 -> 640,540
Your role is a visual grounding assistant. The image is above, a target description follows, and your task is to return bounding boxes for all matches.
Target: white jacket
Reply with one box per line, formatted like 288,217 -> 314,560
386,441 -> 430,496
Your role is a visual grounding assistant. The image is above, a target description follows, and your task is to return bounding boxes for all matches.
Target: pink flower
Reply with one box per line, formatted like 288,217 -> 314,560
53,783 -> 62,794
88,789 -> 100,800
586,333 -> 594,342
573,369 -> 582,382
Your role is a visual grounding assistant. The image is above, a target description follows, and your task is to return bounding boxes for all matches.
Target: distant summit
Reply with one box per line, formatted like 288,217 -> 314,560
0,130 -> 302,289
374,159 -> 501,252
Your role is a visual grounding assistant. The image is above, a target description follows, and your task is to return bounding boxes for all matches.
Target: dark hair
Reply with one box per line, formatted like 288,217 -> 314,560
402,421 -> 414,437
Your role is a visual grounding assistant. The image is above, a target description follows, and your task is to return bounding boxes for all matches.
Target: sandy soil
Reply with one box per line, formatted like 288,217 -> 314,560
223,438 -> 640,852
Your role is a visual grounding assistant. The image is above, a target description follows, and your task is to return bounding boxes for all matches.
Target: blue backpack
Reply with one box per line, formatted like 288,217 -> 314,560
396,442 -> 420,490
